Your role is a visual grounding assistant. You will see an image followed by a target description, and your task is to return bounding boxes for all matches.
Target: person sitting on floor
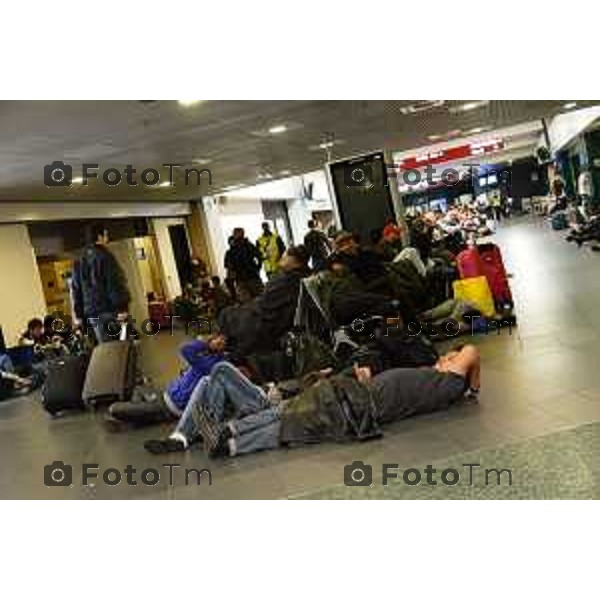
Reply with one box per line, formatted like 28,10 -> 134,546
210,275 -> 233,317
143,345 -> 480,457
19,318 -> 47,348
106,333 -> 229,428
218,245 -> 312,355
333,230 -> 389,288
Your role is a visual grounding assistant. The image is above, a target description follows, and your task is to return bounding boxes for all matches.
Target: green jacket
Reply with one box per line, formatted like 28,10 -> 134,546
279,374 -> 381,446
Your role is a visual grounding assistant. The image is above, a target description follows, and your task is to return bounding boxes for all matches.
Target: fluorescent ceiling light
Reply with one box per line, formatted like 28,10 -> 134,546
563,102 -> 577,110
279,170 -> 291,176
178,100 -> 203,107
72,177 -> 83,184
450,101 -> 490,113
258,173 -> 273,180
268,124 -> 287,134
159,181 -> 172,187
192,158 -> 212,165
427,134 -> 442,141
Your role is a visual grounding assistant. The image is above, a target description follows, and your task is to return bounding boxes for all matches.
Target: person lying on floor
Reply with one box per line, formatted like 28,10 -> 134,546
143,345 -> 480,457
217,245 -> 312,355
106,333 -> 229,428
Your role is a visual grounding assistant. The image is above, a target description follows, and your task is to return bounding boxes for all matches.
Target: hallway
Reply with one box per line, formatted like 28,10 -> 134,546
2,216 -> 600,499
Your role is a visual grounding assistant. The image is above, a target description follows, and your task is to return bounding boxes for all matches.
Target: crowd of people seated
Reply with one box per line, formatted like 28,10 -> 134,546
0,315 -> 85,401
547,174 -> 600,251
106,216 -> 489,460
2,216 -> 493,462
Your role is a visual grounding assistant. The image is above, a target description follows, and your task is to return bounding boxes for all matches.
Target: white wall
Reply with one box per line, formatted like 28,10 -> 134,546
540,106 -> 600,153
286,197 -> 310,244
0,224 -> 47,346
151,217 -> 190,299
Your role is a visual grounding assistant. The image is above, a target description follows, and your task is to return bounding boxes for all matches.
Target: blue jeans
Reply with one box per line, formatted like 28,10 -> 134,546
0,354 -> 15,374
175,362 -> 281,455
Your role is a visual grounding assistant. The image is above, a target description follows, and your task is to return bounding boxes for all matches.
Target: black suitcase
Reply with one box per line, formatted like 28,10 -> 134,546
82,340 -> 137,407
42,355 -> 89,415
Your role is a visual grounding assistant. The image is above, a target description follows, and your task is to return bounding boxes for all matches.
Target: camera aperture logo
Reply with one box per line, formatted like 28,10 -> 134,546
43,161 -> 212,188
344,461 -> 513,487
44,461 -> 212,488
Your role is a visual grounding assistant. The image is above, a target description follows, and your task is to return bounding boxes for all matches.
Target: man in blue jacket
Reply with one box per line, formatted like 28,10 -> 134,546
106,334 -> 227,429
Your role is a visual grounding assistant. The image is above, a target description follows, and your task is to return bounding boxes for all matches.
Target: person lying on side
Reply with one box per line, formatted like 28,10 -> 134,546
143,345 -> 480,457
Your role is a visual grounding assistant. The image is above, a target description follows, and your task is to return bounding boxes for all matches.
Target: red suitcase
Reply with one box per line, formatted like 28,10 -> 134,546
457,247 -> 485,279
477,243 -> 513,308
148,301 -> 171,328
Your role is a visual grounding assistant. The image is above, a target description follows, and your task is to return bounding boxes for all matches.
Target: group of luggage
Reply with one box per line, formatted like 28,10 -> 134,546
454,242 -> 514,316
42,330 -> 137,416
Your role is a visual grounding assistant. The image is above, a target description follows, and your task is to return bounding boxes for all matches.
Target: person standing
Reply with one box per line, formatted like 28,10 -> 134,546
303,219 -> 331,271
226,227 -> 264,302
256,222 -> 286,280
71,223 -> 131,343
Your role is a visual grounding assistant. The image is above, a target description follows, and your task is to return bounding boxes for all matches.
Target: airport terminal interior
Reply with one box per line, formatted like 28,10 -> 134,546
2,100 -> 600,499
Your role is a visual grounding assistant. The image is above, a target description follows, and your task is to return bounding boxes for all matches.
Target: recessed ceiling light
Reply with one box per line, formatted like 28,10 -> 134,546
178,100 -> 203,107
450,101 -> 490,113
159,181 -> 172,187
192,158 -> 212,165
563,102 -> 577,110
427,134 -> 442,141
268,124 -> 287,134
279,169 -> 291,176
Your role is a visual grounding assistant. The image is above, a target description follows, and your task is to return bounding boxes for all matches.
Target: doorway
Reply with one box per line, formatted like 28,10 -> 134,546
261,200 -> 293,246
168,224 -> 193,289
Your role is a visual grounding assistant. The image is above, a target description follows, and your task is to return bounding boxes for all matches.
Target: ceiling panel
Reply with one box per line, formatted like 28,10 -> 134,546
0,100 -> 597,202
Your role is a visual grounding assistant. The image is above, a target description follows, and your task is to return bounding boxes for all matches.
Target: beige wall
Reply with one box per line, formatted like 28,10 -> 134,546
107,239 -> 149,328
0,224 -> 47,346
150,217 -> 190,300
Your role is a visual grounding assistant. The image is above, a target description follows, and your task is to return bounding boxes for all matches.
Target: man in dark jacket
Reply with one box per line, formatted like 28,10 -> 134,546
218,245 -> 311,355
71,224 -> 131,343
303,219 -> 331,271
224,227 -> 264,301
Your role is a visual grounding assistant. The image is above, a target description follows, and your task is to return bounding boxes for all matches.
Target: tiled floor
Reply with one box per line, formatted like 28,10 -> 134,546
2,215 -> 600,499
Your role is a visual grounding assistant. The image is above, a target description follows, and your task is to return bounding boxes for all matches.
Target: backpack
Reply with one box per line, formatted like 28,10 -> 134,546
283,331 -> 339,378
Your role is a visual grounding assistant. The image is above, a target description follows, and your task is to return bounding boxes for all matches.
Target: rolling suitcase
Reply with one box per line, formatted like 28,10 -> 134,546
456,247 -> 485,279
42,355 -> 89,415
82,339 -> 137,407
477,243 -> 513,309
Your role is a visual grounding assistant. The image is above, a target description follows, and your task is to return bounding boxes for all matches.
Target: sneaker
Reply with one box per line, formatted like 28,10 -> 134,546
144,437 -> 186,455
462,388 -> 480,405
192,404 -> 230,458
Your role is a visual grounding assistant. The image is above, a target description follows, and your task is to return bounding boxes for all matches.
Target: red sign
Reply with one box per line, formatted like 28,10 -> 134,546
399,139 -> 504,170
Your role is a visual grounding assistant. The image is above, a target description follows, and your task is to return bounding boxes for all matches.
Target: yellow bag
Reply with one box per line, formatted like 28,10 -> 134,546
453,276 -> 496,317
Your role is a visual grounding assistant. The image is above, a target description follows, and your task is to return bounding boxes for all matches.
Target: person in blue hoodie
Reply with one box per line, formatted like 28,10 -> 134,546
106,333 -> 228,429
